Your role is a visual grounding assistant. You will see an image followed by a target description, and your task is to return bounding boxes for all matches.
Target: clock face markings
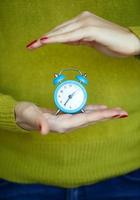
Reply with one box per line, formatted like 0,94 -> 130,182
56,82 -> 85,111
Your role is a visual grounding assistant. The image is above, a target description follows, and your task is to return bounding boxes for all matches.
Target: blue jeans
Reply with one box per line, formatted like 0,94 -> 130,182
0,169 -> 140,200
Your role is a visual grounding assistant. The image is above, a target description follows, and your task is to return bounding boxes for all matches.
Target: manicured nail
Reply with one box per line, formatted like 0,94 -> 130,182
26,40 -> 37,48
40,37 -> 48,41
119,115 -> 128,118
112,115 -> 120,118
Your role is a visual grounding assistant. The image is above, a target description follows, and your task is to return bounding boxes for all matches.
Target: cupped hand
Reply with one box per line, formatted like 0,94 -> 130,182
15,102 -> 128,135
26,11 -> 140,57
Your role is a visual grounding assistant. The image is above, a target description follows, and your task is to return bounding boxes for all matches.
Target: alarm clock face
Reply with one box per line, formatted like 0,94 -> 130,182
54,80 -> 87,114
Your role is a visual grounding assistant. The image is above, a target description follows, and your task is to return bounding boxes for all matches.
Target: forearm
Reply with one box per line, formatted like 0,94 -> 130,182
0,93 -> 28,132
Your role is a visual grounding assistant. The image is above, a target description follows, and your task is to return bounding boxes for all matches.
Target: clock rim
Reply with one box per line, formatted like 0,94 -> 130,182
54,80 -> 87,114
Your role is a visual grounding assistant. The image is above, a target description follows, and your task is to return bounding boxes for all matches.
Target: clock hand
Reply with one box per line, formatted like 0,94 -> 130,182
64,94 -> 73,106
71,89 -> 79,97
64,89 -> 79,106
70,89 -> 79,98
64,97 -> 71,106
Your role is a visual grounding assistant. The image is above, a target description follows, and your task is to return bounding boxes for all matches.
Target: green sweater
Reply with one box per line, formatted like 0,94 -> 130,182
0,0 -> 140,188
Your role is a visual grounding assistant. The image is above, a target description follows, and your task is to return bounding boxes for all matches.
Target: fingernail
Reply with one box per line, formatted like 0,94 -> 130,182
119,115 -> 128,118
112,115 -> 120,118
40,37 -> 48,41
26,40 -> 37,48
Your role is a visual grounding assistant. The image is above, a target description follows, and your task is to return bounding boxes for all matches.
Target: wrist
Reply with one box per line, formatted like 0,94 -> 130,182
14,101 -> 37,126
14,101 -> 44,132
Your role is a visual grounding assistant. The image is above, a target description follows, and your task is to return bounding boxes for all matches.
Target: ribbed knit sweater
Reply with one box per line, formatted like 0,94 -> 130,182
0,0 -> 140,188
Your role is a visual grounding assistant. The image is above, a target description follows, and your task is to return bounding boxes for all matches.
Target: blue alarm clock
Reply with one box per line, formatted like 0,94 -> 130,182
53,68 -> 88,114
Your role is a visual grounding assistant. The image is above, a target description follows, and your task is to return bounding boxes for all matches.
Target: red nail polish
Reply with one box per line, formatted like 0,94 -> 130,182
26,40 -> 37,48
40,37 -> 48,41
119,115 -> 128,118
112,115 -> 120,118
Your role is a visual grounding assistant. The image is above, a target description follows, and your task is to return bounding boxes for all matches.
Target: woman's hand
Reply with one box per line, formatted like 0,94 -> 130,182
26,11 -> 140,57
15,102 -> 50,134
15,101 -> 128,135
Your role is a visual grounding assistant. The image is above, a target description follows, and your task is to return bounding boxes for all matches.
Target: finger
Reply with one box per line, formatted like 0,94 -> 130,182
26,15 -> 80,49
26,105 -> 50,134
49,11 -> 91,32
20,104 -> 50,134
85,108 -> 128,123
63,108 -> 128,129
27,29 -> 83,49
63,40 -> 83,45
47,16 -> 80,34
43,22 -> 81,38
26,39 -> 43,49
88,107 -> 128,124
40,12 -> 86,37
38,23 -> 82,49
62,26 -> 130,56
85,105 -> 123,112
37,116 -> 50,135
40,27 -> 90,44
84,104 -> 108,112
81,107 -> 126,126
26,28 -> 86,49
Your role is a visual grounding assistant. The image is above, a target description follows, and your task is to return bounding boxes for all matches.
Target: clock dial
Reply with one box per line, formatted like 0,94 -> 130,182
54,80 -> 87,113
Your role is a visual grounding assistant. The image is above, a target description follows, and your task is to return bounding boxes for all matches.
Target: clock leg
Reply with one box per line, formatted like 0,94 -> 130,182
55,109 -> 61,115
81,109 -> 85,113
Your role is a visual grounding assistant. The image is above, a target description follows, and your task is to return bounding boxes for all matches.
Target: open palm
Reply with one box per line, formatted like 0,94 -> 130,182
40,104 -> 128,133
15,102 -> 128,135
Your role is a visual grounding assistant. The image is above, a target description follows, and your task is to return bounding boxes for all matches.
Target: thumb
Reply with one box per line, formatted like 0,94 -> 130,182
37,116 -> 50,135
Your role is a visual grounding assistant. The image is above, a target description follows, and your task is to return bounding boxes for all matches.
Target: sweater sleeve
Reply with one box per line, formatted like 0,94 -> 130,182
0,93 -> 28,133
129,26 -> 140,38
129,26 -> 140,58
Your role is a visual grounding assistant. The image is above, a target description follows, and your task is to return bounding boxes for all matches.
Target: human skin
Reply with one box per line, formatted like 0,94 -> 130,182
15,102 -> 128,135
27,11 -> 140,56
15,11 -> 140,135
